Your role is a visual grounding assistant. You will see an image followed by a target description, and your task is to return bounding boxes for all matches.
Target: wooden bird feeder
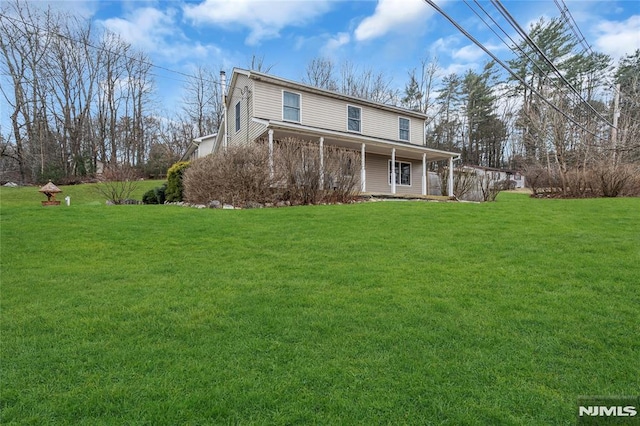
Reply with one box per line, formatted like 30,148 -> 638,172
39,180 -> 62,206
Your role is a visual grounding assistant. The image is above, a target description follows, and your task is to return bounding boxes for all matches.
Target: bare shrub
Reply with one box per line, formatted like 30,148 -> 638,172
525,161 -> 639,199
183,138 -> 362,206
620,165 -> 640,197
322,145 -> 361,203
95,165 -> 140,204
563,168 -> 590,198
439,167 -> 475,199
275,139 -> 323,204
275,138 -> 361,204
183,144 -> 276,206
524,165 -> 564,197
591,163 -> 634,197
478,173 -> 501,202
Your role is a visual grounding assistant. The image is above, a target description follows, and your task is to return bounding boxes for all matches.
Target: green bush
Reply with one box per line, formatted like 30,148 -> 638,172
165,161 -> 190,202
142,189 -> 158,204
142,183 -> 167,204
154,184 -> 167,204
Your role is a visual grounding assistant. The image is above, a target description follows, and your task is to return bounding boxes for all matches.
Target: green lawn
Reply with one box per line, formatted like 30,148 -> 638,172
1,184 -> 638,425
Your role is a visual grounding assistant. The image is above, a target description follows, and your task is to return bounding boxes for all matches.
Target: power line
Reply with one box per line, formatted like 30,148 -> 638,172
463,0 -> 564,95
489,0 -> 615,128
464,0 -> 615,130
421,0 -> 612,140
0,11 -> 230,90
553,0 -> 594,56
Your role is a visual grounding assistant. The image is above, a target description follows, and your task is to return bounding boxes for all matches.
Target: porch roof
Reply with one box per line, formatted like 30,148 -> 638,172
253,118 -> 459,162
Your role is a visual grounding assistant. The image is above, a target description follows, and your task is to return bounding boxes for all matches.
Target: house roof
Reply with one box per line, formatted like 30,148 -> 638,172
253,118 -> 458,162
231,68 -> 428,120
180,133 -> 218,161
463,165 -> 520,174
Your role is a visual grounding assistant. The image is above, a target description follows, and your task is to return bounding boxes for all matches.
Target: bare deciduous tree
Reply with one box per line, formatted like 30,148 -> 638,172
181,65 -> 223,138
303,57 -> 338,91
95,164 -> 140,204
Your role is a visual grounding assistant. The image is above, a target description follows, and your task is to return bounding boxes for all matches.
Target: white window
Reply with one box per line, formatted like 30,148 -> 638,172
399,117 -> 410,141
283,91 -> 300,122
389,160 -> 411,186
235,101 -> 241,132
347,105 -> 361,133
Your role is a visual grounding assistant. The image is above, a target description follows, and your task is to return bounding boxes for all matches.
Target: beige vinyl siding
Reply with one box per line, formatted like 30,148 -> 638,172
364,153 -> 424,195
228,74 -> 252,147
252,79 -> 425,145
365,154 -> 390,193
249,116 -> 267,141
253,80 -> 287,121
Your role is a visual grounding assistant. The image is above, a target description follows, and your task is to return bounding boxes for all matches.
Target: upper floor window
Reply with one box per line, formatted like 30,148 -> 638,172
283,91 -> 300,122
399,117 -> 410,141
235,101 -> 241,132
347,105 -> 361,133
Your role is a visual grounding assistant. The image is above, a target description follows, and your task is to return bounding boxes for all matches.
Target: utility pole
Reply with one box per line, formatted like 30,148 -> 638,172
611,83 -> 620,165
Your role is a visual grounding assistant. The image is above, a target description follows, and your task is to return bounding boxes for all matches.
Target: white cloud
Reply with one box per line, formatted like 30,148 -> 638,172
183,0 -> 333,45
452,44 -> 484,62
593,15 -> 640,59
99,7 -> 221,63
354,0 -> 439,42
323,32 -> 351,55
101,7 -> 176,51
439,62 -> 474,77
430,35 -> 460,53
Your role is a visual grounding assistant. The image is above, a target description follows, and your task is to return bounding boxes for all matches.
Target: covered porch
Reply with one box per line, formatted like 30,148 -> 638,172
253,118 -> 460,198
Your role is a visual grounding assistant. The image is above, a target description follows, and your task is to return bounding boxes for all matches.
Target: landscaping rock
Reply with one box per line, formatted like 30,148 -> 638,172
244,201 -> 264,209
222,204 -> 234,209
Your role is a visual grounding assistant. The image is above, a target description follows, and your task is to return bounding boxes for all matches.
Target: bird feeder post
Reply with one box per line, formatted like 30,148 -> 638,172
39,180 -> 62,206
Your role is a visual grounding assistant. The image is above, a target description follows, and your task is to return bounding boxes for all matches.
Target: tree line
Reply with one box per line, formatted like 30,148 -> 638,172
1,0 -> 638,194
0,1 -> 222,183
304,19 -> 639,185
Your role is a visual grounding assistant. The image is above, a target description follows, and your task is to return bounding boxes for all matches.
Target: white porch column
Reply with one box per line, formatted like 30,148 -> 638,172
422,153 -> 427,196
268,129 -> 274,179
319,137 -> 324,188
448,156 -> 454,197
361,143 -> 366,192
391,148 -> 396,195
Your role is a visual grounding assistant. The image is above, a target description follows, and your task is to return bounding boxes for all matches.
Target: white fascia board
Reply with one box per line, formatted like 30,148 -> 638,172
260,119 -> 459,160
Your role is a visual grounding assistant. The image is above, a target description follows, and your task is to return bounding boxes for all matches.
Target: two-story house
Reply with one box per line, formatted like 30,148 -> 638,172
192,68 -> 460,197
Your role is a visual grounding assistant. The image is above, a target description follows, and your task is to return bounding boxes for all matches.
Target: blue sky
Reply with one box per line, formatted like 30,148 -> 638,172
7,0 -> 640,114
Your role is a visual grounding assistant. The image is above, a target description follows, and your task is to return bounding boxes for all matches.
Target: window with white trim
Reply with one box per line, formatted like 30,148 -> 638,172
347,105 -> 361,132
283,91 -> 300,122
389,160 -> 411,186
235,101 -> 241,132
399,117 -> 410,141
